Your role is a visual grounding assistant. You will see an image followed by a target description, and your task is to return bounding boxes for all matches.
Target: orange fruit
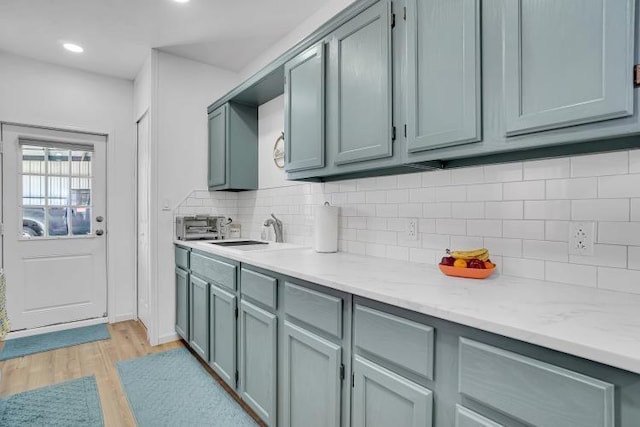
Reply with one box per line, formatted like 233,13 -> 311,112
484,261 -> 495,269
453,259 -> 467,268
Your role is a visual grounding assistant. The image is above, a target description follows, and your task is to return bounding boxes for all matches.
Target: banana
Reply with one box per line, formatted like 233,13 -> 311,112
447,248 -> 489,261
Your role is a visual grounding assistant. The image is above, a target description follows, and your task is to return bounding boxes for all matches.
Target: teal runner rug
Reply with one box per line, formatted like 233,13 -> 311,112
117,348 -> 257,426
0,375 -> 103,426
0,323 -> 110,361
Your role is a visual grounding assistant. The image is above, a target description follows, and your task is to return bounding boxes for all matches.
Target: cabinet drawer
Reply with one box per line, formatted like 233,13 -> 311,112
175,246 -> 189,270
458,338 -> 614,427
190,252 -> 237,290
354,305 -> 434,380
241,268 -> 277,310
455,405 -> 502,427
284,282 -> 342,339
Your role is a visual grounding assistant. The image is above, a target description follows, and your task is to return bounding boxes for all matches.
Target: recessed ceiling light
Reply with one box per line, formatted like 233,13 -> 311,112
63,43 -> 84,53
173,0 -> 190,3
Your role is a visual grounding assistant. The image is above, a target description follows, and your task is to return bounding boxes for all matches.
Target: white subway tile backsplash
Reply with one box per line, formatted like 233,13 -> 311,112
545,221 -> 569,242
525,200 -> 570,220
503,220 -> 545,240
503,181 -> 545,200
484,163 -> 523,183
435,186 -> 466,202
598,174 -> 640,198
467,220 -> 502,237
409,188 -> 436,203
436,219 -> 466,236
572,199 -> 629,221
523,240 -> 568,262
179,149 -> 640,295
597,267 -> 640,294
628,246 -> 640,270
485,201 -> 523,219
451,166 -> 484,185
546,178 -> 597,200
598,222 -> 640,246
571,151 -> 628,177
545,261 -> 597,287
569,244 -> 627,268
630,150 -> 640,174
502,257 -> 545,280
523,158 -> 570,180
452,202 -> 485,219
467,183 -> 502,201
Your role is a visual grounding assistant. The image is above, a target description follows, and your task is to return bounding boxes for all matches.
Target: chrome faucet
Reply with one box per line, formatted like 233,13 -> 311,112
264,214 -> 284,243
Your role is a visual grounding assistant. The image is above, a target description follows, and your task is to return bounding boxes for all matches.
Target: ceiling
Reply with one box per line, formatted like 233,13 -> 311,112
0,0 -> 330,80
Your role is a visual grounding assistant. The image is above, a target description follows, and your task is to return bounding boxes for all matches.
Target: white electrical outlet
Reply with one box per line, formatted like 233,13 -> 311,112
407,218 -> 418,241
569,221 -> 595,256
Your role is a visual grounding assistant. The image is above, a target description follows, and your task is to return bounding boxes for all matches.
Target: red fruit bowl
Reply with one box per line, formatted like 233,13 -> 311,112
439,264 -> 496,279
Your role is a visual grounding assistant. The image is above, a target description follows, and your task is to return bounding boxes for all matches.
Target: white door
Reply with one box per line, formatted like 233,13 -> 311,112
2,124 -> 107,331
136,113 -> 151,328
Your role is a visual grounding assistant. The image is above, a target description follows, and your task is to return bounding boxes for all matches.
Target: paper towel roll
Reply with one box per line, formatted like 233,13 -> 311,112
314,203 -> 339,253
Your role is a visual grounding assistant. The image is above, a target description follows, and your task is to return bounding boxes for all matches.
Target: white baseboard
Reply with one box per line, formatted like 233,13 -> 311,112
158,331 -> 180,345
7,317 -> 108,340
111,313 -> 135,323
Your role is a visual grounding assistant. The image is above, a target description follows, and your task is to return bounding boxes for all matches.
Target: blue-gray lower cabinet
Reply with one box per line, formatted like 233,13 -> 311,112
455,405 -> 502,427
352,355 -> 433,427
209,283 -> 237,389
189,274 -> 209,361
175,267 -> 189,341
239,299 -> 277,427
283,321 -> 342,427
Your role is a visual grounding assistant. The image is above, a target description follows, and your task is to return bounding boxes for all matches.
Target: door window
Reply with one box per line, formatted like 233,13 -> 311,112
20,142 -> 93,239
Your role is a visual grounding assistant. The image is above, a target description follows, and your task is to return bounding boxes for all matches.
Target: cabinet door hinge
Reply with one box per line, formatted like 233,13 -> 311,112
351,372 -> 355,388
340,364 -> 345,380
0,141 -> 3,154
0,222 -> 3,237
391,13 -> 396,28
235,370 -> 239,386
235,307 -> 239,319
403,6 -> 406,20
635,64 -> 640,88
404,124 -> 407,138
392,126 -> 397,141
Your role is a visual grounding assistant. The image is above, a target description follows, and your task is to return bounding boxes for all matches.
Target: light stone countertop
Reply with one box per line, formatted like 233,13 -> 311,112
177,240 -> 640,375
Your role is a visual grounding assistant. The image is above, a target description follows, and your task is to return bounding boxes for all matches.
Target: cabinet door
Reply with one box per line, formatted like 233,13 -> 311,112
209,284 -> 236,388
504,0 -> 635,136
239,300 -> 277,426
285,42 -> 325,172
329,0 -> 393,166
352,355 -> 433,427
406,0 -> 480,152
208,104 -> 227,188
455,405 -> 503,427
283,321 -> 341,427
189,275 -> 209,360
175,267 -> 189,341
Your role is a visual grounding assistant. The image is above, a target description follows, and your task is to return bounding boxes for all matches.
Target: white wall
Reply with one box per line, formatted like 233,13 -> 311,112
258,95 -> 296,189
0,50 -> 137,321
153,51 -> 238,343
133,54 -> 152,122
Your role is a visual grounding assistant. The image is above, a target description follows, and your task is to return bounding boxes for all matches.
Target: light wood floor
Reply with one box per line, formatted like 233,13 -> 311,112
0,320 -> 264,426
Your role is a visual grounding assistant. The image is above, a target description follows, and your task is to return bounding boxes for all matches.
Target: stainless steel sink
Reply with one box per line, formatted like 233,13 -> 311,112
207,240 -> 268,247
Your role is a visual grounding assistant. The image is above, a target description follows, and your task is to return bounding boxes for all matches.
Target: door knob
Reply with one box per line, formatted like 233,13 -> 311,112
96,229 -> 104,236
96,216 -> 104,223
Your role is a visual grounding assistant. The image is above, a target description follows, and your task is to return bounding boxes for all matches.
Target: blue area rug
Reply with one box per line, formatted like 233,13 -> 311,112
117,348 -> 257,427
0,323 -> 110,361
0,375 -> 103,426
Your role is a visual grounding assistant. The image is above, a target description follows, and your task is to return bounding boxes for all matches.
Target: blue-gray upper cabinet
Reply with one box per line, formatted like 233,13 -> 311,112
406,0 -> 481,153
189,274 -> 209,360
239,300 -> 277,427
207,102 -> 258,191
328,0 -> 393,166
283,321 -> 342,427
352,355 -> 433,427
209,283 -> 237,389
504,0 -> 635,136
175,267 -> 189,341
284,42 -> 325,173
